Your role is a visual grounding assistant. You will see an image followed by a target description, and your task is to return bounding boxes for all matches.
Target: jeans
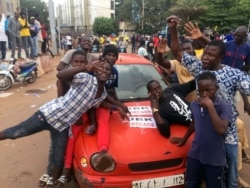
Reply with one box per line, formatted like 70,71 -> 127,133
47,127 -> 68,176
2,111 -> 68,176
0,41 -> 6,60
21,36 -> 35,58
5,31 -> 11,49
10,34 -> 21,58
225,143 -> 238,188
185,157 -> 226,188
31,36 -> 38,57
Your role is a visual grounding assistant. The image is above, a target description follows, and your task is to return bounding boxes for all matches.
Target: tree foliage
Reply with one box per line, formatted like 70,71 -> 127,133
116,0 -> 250,34
199,0 -> 250,32
169,0 -> 208,23
116,0 -> 176,34
20,0 -> 49,26
92,17 -> 116,36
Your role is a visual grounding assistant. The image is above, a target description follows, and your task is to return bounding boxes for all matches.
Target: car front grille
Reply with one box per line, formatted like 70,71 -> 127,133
128,158 -> 183,172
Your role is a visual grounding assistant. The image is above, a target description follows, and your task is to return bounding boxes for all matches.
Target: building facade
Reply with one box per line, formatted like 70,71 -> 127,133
0,0 -> 20,16
57,0 -> 115,35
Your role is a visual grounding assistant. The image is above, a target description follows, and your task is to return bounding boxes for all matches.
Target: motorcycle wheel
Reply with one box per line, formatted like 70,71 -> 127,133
26,70 -> 37,83
0,74 -> 12,91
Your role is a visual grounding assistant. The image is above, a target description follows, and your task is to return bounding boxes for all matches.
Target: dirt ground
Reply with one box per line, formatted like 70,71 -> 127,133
0,54 -> 79,188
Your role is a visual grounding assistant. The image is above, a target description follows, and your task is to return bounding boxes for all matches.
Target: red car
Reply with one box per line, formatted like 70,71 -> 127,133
73,53 -> 194,188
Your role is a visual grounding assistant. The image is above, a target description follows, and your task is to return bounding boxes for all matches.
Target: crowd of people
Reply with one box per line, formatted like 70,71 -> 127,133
0,11 -> 48,61
0,12 -> 250,188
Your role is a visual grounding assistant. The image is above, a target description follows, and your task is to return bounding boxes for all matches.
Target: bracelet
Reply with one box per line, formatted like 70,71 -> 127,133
152,108 -> 159,113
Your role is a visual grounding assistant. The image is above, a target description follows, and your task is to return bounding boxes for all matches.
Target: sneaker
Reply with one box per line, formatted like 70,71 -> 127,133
238,176 -> 250,188
92,153 -> 113,171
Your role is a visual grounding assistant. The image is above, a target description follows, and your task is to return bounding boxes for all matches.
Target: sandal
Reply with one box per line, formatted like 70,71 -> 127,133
242,155 -> 250,163
46,177 -> 54,188
38,174 -> 50,187
55,175 -> 70,187
85,124 -> 96,135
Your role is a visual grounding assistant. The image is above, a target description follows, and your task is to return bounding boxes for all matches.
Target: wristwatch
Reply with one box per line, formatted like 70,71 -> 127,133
152,108 -> 159,113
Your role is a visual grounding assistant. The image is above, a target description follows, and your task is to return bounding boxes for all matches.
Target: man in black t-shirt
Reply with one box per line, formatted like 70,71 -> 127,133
147,80 -> 195,143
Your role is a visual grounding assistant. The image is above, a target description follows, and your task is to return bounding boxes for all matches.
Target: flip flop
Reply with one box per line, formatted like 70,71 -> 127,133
38,174 -> 50,187
242,155 -> 250,163
55,175 -> 71,187
46,177 -> 54,188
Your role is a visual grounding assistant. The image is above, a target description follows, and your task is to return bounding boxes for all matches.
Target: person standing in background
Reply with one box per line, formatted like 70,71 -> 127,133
19,12 -> 35,59
8,12 -> 22,59
131,34 -> 136,53
0,13 -> 7,60
41,21 -> 48,54
29,17 -> 39,58
34,14 -> 43,57
4,15 -> 11,50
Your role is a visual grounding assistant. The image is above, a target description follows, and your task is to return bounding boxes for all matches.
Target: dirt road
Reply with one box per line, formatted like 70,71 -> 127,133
0,55 -> 79,188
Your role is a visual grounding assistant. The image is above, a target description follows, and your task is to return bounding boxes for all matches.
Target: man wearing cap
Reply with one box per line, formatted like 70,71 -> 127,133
29,16 -> 39,58
88,44 -> 130,171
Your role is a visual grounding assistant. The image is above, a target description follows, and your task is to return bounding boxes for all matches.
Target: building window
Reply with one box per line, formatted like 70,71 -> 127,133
111,13 -> 114,19
111,1 -> 115,10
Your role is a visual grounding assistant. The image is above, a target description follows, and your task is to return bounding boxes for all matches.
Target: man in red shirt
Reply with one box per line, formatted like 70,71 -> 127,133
153,34 -> 160,62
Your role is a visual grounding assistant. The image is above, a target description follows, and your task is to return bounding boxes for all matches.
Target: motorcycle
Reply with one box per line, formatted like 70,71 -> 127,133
0,58 -> 38,91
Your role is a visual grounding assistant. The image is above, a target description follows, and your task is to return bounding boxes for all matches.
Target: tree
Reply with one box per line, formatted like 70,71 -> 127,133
20,0 -> 49,26
199,0 -> 250,32
168,0 -> 208,23
116,0 -> 176,34
92,17 -> 116,36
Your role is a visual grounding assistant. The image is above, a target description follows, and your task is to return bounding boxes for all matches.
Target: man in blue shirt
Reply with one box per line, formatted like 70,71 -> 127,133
162,15 -> 250,188
222,26 -> 250,72
222,25 -> 250,187
187,71 -> 232,188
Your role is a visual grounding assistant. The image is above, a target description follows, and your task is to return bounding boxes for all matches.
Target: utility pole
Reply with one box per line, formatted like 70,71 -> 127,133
141,0 -> 144,30
48,0 -> 58,55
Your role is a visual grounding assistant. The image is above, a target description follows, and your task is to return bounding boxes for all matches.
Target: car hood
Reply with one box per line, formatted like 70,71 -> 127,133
75,100 -> 193,165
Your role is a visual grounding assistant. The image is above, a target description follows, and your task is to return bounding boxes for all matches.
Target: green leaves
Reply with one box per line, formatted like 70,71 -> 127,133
93,17 -> 116,36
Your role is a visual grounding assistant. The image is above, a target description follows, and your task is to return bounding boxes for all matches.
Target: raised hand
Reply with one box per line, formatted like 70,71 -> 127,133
87,61 -> 106,72
184,22 -> 203,40
166,15 -> 181,28
149,92 -> 159,109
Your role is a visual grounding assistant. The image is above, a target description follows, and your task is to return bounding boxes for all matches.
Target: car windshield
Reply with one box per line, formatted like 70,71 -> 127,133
115,64 -> 167,101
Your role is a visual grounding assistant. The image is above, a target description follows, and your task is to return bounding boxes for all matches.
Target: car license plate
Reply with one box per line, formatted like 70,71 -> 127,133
132,174 -> 184,188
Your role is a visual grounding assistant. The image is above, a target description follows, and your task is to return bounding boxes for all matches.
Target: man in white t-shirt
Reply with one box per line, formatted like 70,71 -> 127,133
137,40 -> 149,59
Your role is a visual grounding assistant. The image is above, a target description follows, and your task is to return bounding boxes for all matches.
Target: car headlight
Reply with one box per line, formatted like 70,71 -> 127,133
91,153 -> 116,172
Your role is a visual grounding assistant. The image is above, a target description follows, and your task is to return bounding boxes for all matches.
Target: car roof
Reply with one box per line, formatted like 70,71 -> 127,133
116,53 -> 152,65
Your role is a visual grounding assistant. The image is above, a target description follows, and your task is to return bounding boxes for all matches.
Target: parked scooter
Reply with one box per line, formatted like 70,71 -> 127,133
0,58 -> 38,91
